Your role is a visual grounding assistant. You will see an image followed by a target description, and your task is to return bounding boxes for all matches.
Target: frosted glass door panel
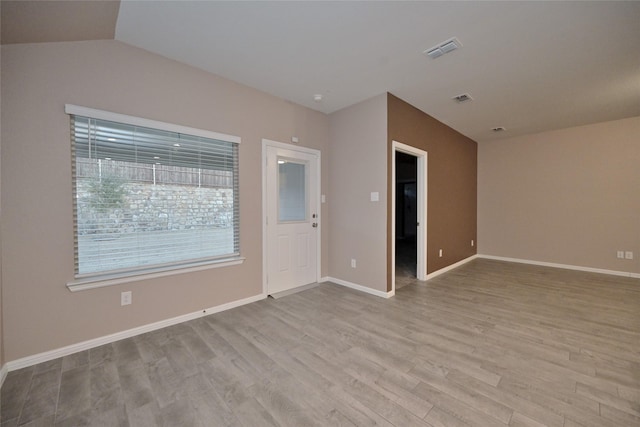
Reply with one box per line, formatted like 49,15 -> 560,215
278,161 -> 307,222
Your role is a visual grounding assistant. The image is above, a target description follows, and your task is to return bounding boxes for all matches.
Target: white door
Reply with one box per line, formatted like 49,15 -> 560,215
264,142 -> 319,294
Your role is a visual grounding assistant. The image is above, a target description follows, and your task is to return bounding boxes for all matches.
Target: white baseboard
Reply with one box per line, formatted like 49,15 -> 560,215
426,254 -> 478,280
478,254 -> 640,279
0,363 -> 8,388
269,282 -> 320,299
5,293 -> 267,372
322,277 -> 394,299
322,255 -> 479,297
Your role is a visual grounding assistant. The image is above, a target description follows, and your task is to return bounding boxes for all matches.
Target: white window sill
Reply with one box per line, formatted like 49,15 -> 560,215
67,257 -> 245,292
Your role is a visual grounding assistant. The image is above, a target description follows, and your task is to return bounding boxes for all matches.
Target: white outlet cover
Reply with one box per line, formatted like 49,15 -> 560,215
121,291 -> 132,306
617,251 -> 625,259
370,192 -> 379,202
625,251 -> 634,260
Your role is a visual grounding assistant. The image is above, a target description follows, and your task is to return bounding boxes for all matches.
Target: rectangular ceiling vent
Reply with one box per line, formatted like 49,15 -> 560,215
452,93 -> 473,103
425,37 -> 462,59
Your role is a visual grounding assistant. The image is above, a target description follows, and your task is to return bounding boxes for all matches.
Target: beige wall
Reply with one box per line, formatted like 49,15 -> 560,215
478,116 -> 640,274
328,94 -> 388,292
388,94 -> 478,284
1,40 -> 330,361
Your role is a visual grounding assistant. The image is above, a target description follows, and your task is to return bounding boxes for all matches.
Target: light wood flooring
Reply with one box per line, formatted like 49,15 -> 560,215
2,259 -> 639,426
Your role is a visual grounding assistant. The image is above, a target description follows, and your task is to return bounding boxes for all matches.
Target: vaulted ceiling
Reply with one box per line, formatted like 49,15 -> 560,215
3,1 -> 639,142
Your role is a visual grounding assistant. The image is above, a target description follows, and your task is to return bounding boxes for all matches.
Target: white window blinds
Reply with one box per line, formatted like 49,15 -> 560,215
69,108 -> 240,278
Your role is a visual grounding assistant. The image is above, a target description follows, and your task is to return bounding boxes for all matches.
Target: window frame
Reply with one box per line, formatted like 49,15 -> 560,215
65,104 -> 243,292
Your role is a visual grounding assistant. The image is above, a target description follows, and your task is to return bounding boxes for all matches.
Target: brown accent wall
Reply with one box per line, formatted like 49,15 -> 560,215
387,94 -> 477,289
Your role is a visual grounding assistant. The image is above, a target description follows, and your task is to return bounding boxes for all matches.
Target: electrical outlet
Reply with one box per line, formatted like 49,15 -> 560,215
351,259 -> 357,268
625,251 -> 634,260
121,291 -> 132,306
617,251 -> 625,259
439,249 -> 443,258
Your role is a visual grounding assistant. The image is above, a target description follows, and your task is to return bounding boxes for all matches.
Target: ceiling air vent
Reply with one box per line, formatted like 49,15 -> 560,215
424,37 -> 462,59
452,93 -> 473,103
426,48 -> 444,60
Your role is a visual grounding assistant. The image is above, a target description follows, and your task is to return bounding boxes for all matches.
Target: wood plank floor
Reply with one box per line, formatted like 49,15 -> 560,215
2,259 -> 639,426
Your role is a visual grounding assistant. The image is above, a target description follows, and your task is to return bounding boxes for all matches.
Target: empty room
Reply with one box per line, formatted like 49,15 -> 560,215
1,1 -> 639,426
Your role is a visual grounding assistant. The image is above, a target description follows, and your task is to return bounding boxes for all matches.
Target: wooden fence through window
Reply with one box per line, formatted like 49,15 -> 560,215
76,158 -> 233,188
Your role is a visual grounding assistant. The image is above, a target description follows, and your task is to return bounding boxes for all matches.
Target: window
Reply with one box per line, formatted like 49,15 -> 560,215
67,105 -> 240,280
278,160 -> 307,222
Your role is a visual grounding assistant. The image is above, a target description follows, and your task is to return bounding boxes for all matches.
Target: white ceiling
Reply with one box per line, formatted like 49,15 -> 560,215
115,1 -> 640,142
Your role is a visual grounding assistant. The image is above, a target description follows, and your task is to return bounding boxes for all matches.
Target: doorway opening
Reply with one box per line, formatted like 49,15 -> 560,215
395,151 -> 417,288
392,141 -> 427,293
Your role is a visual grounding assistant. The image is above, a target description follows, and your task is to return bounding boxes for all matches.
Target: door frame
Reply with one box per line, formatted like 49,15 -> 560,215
391,140 -> 427,292
262,139 -> 322,295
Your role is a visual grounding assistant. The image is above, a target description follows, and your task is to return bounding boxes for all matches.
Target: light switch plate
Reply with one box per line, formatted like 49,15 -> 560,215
370,192 -> 379,202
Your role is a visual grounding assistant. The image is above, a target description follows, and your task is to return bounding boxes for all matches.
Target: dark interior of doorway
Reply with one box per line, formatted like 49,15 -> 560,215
395,151 -> 417,288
